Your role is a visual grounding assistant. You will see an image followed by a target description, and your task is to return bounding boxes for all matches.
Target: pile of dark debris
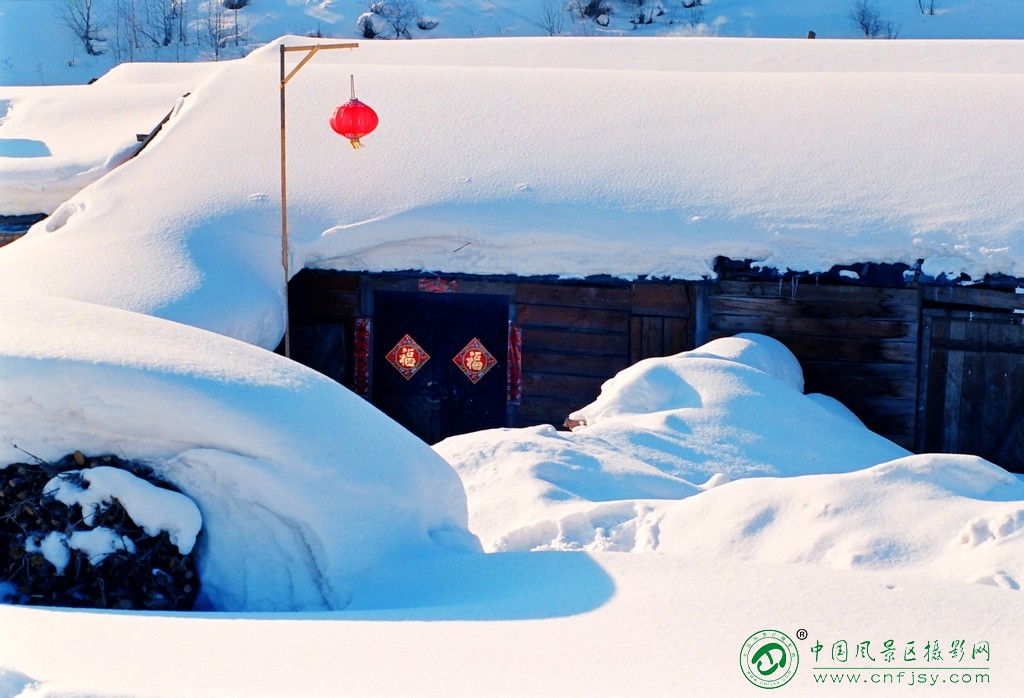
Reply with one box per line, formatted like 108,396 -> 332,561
1,451 -> 200,610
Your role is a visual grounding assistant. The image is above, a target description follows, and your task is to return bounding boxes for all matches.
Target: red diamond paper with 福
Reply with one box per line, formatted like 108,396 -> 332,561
385,334 -> 430,380
453,338 -> 497,383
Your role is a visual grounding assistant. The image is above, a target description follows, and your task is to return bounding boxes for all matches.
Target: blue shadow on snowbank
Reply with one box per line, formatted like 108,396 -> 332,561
335,551 -> 616,621
6,551 -> 615,621
224,551 -> 613,621
0,138 -> 51,158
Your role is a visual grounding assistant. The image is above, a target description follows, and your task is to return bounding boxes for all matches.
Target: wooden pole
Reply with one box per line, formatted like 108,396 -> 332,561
279,42 -> 359,358
280,44 -> 290,357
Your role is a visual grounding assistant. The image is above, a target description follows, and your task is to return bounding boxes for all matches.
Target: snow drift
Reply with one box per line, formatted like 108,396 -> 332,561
437,334 -> 910,551
0,292 -> 480,612
654,452 -> 1024,590
438,334 -> 1024,591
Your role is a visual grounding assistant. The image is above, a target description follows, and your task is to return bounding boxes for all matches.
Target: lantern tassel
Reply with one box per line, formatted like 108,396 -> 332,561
349,138 -> 363,149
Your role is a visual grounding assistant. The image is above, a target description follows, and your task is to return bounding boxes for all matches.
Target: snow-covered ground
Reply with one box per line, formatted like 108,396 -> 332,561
2,555 -> 1019,696
5,2 -> 1024,697
5,327 -> 1024,695
439,336 -> 1024,590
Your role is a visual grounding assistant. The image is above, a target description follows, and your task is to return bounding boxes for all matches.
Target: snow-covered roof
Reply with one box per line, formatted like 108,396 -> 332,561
3,37 -> 1024,348
0,62 -> 215,215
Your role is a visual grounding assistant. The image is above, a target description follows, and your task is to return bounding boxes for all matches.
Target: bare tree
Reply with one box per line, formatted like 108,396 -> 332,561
627,0 -> 643,28
176,0 -> 190,53
60,0 -> 106,55
917,0 -> 937,15
195,0 -> 248,56
150,0 -> 191,58
229,4 -> 243,46
111,0 -> 139,61
567,0 -> 604,34
108,0 -> 191,61
849,0 -> 899,38
569,0 -> 607,21
139,0 -> 183,47
198,0 -> 227,60
365,1 -> 420,39
538,0 -> 566,36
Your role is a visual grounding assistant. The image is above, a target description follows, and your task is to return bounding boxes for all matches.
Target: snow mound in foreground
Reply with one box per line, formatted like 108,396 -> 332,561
439,333 -> 1024,589
687,333 -> 805,392
0,293 -> 480,612
656,453 -> 1024,589
438,333 -> 909,551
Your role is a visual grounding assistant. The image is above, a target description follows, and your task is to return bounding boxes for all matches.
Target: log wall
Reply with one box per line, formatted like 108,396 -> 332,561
288,271 -> 698,429
289,269 -> 1024,470
514,281 -> 696,427
708,279 -> 920,449
918,286 -> 1024,471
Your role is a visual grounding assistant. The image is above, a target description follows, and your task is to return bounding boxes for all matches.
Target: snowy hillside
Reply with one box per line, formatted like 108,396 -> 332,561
4,0 -> 1024,85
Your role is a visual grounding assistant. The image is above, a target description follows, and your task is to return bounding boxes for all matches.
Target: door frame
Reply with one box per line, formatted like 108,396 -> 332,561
362,276 -> 518,441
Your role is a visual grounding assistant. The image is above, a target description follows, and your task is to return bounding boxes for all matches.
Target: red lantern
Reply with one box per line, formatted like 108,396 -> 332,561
329,75 -> 378,149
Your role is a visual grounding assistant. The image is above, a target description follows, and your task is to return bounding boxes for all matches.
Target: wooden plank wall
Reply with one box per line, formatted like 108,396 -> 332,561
708,280 -> 920,449
287,270 -> 361,385
289,270 -> 361,325
918,287 -> 1024,471
291,272 -> 944,452
514,281 -> 695,427
288,272 -> 698,430
515,283 -> 629,427
286,270 -> 1024,469
629,284 -> 698,365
